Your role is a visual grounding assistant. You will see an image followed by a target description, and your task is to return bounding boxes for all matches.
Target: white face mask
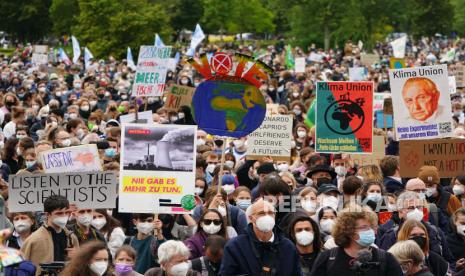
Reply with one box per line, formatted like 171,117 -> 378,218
417,192 -> 426,201
321,196 -> 339,210
89,261 -> 108,276
69,113 -> 78,120
366,192 -> 382,203
426,187 -> 436,197
77,213 -> 93,227
217,206 -> 227,217
297,131 -> 307,138
194,187 -> 204,195
277,163 -> 289,172
202,223 -> 221,235
170,116 -> 178,122
80,105 -> 90,112
334,165 -> 347,176
406,208 -> 424,222
255,215 -> 275,232
457,224 -> 465,236
295,230 -> 314,246
178,112 -> 185,119
293,108 -> 302,115
301,200 -> 317,212
320,219 -> 335,234
61,139 -> 71,147
91,218 -> 107,230
137,222 -> 154,235
222,184 -> 235,195
90,100 -> 97,107
206,164 -> 216,175
453,185 -> 465,196
233,139 -> 245,148
225,160 -> 235,169
52,215 -> 69,229
170,262 -> 189,276
13,219 -> 31,234
196,138 -> 206,146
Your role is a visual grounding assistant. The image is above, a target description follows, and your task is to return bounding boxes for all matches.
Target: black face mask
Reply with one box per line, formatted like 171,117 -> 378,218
410,236 -> 426,249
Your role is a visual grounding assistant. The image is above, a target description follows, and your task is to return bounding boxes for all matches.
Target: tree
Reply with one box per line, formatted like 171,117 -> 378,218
49,0 -> 79,36
72,0 -> 172,59
452,0 -> 465,35
168,0 -> 204,32
410,0 -> 453,37
0,0 -> 52,42
228,0 -> 275,35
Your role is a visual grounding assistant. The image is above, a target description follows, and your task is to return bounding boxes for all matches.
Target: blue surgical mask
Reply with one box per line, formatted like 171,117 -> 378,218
105,148 -> 117,158
356,229 -> 375,247
236,199 -> 251,210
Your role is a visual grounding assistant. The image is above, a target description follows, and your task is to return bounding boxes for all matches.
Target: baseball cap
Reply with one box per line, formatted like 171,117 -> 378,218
317,183 -> 340,195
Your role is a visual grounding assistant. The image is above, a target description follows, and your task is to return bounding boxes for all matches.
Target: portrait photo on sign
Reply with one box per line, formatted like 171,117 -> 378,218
122,125 -> 195,172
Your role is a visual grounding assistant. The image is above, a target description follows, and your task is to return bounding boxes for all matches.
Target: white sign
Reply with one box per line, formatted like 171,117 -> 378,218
295,57 -> 306,73
449,76 -> 457,94
349,67 -> 368,81
33,45 -> 48,54
8,171 -> 117,212
119,124 -> 197,214
32,53 -> 48,65
246,115 -> 293,161
133,46 -> 172,97
390,36 -> 407,58
40,144 -> 101,173
120,110 -> 154,124
389,64 -> 453,140
374,93 -> 389,111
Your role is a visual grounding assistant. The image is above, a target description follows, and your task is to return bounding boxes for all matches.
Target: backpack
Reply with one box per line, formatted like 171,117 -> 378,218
4,261 -> 36,276
326,247 -> 386,274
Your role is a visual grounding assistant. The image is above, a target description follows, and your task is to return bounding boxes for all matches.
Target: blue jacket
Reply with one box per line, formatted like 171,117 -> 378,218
220,224 -> 302,276
383,177 -> 404,194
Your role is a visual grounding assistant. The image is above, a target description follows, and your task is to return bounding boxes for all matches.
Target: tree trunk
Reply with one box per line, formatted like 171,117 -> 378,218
324,23 -> 330,51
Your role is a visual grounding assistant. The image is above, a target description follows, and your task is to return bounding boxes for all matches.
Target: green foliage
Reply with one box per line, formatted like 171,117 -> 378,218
50,0 -> 79,36
72,0 -> 172,59
0,0 -> 52,42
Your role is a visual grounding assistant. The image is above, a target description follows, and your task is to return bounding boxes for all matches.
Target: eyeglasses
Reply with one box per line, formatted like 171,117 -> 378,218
203,219 -> 222,226
405,205 -> 423,211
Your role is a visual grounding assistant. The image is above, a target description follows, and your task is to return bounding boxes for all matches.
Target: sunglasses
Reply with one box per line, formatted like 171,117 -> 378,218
203,219 -> 222,226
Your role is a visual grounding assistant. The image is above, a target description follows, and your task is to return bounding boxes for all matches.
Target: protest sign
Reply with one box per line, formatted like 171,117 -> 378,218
373,93 -> 389,111
389,58 -> 405,69
133,46 -> 172,97
390,36 -> 407,58
375,110 -> 393,129
40,144 -> 101,173
120,110 -> 153,124
33,45 -> 48,54
449,76 -> 457,94
399,138 -> 465,177
389,64 -> 453,140
8,171 -> 117,212
309,52 -> 323,63
295,57 -> 306,73
266,104 -> 279,115
246,115 -> 292,161
349,67 -> 368,81
455,65 -> 465,87
31,53 -> 48,65
315,81 -> 373,153
350,136 -> 385,167
119,124 -> 197,214
163,84 -> 195,112
360,53 -> 378,66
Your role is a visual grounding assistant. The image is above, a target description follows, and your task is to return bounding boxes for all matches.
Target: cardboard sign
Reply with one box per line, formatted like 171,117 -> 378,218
295,57 -> 306,73
31,53 -> 48,65
389,58 -> 405,69
33,45 -> 48,54
315,81 -> 373,153
40,144 -> 101,173
449,76 -> 457,94
163,84 -> 195,112
119,124 -> 197,214
133,46 -> 172,97
246,115 -> 292,161
351,136 -> 385,167
399,139 -> 465,177
120,110 -> 153,124
8,171 -> 117,212
349,67 -> 368,81
455,65 -> 465,88
360,53 -> 379,66
389,65 -> 453,140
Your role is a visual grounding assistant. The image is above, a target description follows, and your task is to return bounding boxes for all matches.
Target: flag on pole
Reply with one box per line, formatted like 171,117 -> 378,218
390,35 -> 407,58
285,45 -> 295,69
127,47 -> 136,71
71,35 -> 81,64
154,34 -> 165,47
84,47 -> 93,68
186,24 -> 205,57
59,48 -> 71,66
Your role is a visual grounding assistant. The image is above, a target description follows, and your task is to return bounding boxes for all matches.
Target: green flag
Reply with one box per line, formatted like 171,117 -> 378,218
285,45 -> 295,69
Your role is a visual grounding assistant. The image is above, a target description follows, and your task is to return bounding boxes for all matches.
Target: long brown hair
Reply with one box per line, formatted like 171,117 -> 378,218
197,209 -> 229,240
61,241 -> 110,276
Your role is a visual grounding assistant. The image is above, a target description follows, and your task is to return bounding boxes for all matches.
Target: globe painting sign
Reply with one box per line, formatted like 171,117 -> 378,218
188,53 -> 272,138
315,81 -> 373,153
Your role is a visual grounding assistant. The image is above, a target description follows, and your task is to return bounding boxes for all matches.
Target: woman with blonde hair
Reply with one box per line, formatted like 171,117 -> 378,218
388,240 -> 433,276
298,187 -> 318,216
397,220 -> 447,276
357,165 -> 383,183
280,171 -> 298,192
